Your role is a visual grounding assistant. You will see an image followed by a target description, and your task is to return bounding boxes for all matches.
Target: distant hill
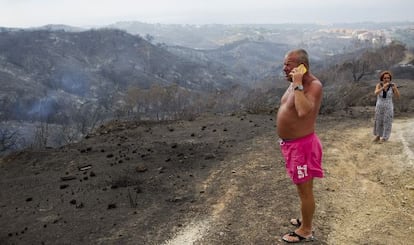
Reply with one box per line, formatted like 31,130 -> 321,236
0,28 -> 239,122
107,21 -> 414,51
167,39 -> 291,85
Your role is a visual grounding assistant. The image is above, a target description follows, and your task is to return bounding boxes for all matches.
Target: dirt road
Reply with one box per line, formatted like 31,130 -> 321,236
317,115 -> 414,245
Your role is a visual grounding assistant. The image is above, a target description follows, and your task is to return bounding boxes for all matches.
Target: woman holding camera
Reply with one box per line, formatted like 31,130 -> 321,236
373,70 -> 400,142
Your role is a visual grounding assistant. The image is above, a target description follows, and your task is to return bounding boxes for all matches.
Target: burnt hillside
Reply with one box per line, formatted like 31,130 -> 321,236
0,29 -> 238,122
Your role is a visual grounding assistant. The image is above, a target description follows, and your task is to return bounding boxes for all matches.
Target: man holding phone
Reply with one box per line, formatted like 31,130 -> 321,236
276,49 -> 324,243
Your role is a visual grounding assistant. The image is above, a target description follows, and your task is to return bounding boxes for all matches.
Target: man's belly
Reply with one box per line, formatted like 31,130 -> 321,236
277,115 -> 315,139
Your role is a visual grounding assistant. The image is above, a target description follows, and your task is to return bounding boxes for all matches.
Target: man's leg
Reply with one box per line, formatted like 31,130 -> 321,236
296,178 -> 314,236
282,179 -> 314,242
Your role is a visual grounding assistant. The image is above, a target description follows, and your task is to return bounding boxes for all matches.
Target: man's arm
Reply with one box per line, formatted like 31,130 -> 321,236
294,81 -> 322,118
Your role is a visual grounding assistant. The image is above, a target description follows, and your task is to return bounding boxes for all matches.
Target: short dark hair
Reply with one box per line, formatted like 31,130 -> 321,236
380,70 -> 392,81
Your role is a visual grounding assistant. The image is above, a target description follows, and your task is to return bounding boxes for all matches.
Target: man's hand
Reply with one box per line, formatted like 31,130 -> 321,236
289,67 -> 304,85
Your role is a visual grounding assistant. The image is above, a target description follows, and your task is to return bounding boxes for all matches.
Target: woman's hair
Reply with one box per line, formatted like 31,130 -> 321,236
380,70 -> 392,81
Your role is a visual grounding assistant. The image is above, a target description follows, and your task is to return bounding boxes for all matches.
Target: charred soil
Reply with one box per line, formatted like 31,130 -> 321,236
1,110 -> 413,245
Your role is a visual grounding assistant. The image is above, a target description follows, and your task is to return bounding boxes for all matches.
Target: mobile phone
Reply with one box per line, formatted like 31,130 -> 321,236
297,64 -> 307,74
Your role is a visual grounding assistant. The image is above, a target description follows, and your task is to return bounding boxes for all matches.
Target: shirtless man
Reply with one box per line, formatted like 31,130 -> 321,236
276,49 -> 324,243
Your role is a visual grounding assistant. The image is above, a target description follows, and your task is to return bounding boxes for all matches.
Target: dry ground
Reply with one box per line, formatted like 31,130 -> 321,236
1,109 -> 413,245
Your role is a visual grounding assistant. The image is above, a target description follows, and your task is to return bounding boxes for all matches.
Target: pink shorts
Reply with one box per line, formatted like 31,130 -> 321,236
280,133 -> 323,184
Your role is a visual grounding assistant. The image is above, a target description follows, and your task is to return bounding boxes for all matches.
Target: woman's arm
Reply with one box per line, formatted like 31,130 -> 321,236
392,83 -> 400,99
374,83 -> 383,96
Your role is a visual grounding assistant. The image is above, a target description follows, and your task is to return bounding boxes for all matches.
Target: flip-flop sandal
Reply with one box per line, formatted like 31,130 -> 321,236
282,231 -> 314,243
290,218 -> 301,227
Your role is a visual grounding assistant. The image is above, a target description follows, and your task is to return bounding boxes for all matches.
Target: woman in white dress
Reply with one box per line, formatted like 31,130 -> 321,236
373,71 -> 400,142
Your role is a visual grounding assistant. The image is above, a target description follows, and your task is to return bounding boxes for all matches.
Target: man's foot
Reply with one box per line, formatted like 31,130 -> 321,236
379,138 -> 387,143
373,136 -> 380,142
289,218 -> 301,227
282,231 -> 314,243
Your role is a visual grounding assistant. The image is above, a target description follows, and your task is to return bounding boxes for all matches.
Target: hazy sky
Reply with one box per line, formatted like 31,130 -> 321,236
1,0 -> 414,28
